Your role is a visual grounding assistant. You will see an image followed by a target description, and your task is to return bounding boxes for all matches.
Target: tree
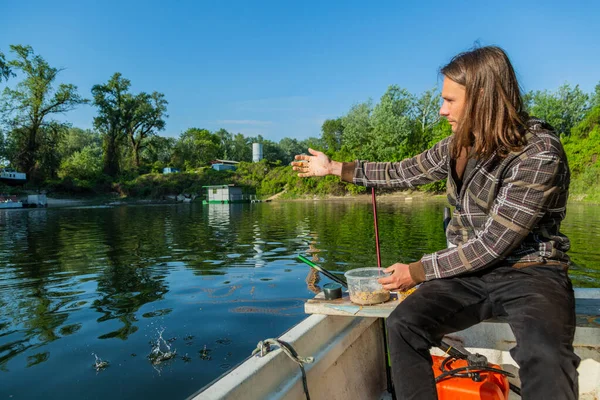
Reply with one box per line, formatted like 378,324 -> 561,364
125,91 -> 167,168
92,73 -> 131,177
255,137 -> 285,163
524,83 -> 589,136
59,145 -> 103,181
321,118 -> 344,153
591,82 -> 600,109
0,50 -> 13,83
58,127 -> 102,160
172,128 -> 221,169
412,88 -> 441,151
140,135 -> 175,169
229,133 -> 252,162
341,101 -> 373,159
214,128 -> 232,160
370,85 -> 414,161
278,137 -> 305,165
561,104 -> 600,198
0,45 -> 86,180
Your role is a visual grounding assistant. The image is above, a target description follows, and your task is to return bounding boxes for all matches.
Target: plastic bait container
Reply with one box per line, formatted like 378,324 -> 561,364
344,267 -> 391,305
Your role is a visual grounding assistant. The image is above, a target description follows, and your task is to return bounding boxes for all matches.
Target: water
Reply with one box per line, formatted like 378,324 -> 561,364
0,199 -> 598,399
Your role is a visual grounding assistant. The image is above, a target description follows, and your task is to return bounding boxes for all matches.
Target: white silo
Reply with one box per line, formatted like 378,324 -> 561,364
252,143 -> 263,162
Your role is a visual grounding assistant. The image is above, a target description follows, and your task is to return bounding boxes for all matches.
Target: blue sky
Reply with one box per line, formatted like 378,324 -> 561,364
2,0 -> 599,142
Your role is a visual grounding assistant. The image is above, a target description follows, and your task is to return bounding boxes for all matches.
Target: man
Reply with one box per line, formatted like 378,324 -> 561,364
292,46 -> 579,400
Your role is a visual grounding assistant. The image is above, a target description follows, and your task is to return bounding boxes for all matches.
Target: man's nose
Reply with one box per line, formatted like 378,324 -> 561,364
439,103 -> 449,116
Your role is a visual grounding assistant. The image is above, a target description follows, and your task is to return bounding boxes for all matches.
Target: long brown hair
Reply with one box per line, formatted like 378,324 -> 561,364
441,46 -> 528,159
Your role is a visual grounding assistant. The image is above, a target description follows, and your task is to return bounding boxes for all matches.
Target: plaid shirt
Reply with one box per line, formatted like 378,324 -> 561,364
346,119 -> 571,282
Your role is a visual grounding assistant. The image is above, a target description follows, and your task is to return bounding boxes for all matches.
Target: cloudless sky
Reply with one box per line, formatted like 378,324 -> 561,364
2,0 -> 599,141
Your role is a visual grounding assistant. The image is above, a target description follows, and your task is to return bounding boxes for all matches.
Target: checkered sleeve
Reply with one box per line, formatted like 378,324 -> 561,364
353,137 -> 451,188
420,149 -> 567,280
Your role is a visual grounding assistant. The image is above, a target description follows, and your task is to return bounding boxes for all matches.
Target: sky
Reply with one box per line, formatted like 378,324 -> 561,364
1,0 -> 599,142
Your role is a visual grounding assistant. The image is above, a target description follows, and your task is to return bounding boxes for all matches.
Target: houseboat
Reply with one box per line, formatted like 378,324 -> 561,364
202,185 -> 259,204
0,168 -> 27,186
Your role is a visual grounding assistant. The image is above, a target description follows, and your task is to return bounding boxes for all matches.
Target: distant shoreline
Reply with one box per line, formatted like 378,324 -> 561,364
28,191 -> 598,208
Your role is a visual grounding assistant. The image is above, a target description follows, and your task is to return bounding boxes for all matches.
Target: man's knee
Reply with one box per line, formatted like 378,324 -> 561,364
386,294 -> 424,332
511,340 -> 580,370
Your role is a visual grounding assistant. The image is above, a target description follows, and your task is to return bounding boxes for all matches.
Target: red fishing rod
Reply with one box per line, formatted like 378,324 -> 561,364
372,187 -> 382,272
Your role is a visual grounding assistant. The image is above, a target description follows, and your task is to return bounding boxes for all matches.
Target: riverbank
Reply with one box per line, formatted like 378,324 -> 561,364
7,156 -> 599,205
34,189 -> 597,209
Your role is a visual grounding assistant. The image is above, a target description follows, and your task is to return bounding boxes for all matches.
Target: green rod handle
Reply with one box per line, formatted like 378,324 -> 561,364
297,254 -> 347,288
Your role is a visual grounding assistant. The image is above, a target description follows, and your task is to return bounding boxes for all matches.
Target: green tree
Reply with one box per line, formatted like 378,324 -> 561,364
524,83 -> 589,136
562,104 -> 600,200
0,49 -> 13,83
1,45 -> 86,180
259,138 -> 285,163
125,91 -> 168,168
92,73 -> 131,177
58,127 -> 102,159
321,118 -> 344,153
412,87 -> 441,151
215,128 -> 232,160
229,133 -> 252,161
301,137 -> 326,151
591,82 -> 600,109
172,128 -> 221,169
278,137 -> 305,165
59,145 -> 103,181
341,101 -> 373,159
427,119 -> 453,147
140,135 -> 175,169
370,85 -> 414,161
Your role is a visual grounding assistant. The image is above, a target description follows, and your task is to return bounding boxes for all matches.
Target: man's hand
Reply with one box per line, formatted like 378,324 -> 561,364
292,148 -> 341,177
378,263 -> 416,291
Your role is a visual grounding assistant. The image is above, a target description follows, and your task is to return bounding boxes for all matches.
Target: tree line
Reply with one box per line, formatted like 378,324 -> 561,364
1,44 -> 599,199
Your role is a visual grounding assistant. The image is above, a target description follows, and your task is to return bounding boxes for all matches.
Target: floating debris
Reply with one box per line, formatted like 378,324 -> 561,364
199,345 -> 212,360
92,353 -> 109,371
148,328 -> 177,366
184,334 -> 195,346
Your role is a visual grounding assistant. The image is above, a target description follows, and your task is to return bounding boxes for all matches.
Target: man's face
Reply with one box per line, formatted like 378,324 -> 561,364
439,76 -> 466,133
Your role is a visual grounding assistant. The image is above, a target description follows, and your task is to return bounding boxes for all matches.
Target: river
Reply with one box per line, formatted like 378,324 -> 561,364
0,198 -> 598,399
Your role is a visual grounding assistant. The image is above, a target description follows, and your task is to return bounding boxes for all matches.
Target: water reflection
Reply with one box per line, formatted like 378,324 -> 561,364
305,235 -> 323,294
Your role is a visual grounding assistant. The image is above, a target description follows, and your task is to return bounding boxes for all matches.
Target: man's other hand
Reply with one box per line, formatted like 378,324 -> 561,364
378,263 -> 416,291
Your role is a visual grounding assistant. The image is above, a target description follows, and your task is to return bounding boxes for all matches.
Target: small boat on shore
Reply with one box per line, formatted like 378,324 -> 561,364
0,194 -> 23,209
191,288 -> 600,400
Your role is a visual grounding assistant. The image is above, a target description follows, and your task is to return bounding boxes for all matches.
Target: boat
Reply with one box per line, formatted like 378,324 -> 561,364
191,288 -> 600,400
0,168 -> 27,186
202,185 -> 260,204
0,194 -> 23,209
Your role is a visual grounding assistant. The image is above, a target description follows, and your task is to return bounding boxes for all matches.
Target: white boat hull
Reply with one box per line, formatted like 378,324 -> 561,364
0,201 -> 23,209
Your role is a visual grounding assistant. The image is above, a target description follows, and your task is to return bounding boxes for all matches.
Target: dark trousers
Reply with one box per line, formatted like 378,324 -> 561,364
386,266 -> 580,400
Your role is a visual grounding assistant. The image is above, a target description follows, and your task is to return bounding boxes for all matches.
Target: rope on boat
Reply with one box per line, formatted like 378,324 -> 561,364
251,338 -> 314,400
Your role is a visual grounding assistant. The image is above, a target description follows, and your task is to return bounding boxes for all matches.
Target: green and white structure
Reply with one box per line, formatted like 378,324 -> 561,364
202,185 -> 257,204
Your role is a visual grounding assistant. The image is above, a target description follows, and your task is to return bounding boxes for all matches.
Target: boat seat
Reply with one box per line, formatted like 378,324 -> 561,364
305,288 -> 600,329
